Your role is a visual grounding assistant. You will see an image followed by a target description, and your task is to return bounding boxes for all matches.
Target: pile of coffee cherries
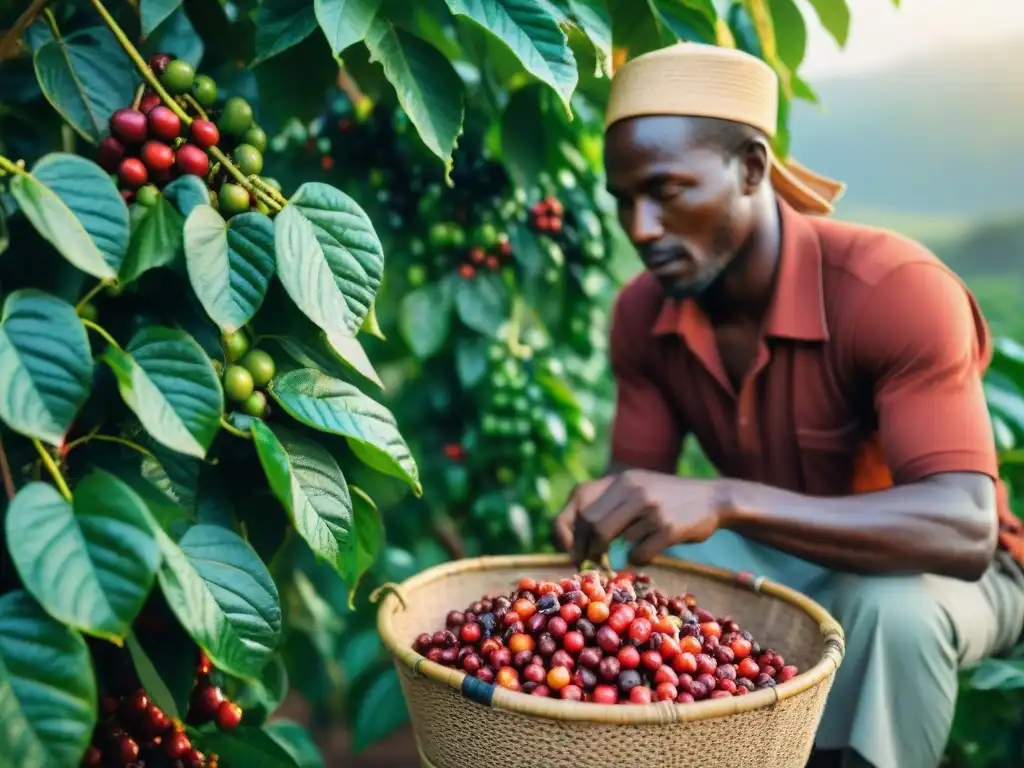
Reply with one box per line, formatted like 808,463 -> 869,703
412,569 -> 798,704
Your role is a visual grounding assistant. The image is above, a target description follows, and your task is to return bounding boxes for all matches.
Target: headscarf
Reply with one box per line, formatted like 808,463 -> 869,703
605,43 -> 845,216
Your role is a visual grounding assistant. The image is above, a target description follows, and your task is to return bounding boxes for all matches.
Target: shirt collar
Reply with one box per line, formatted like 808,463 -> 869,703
652,198 -> 830,343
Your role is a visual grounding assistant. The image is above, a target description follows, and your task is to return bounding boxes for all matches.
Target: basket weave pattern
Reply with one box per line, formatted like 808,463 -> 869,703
377,555 -> 844,768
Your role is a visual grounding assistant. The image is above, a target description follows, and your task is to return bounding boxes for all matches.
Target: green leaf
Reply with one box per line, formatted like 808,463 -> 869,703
455,272 -> 510,336
252,0 -> 319,65
445,0 -> 578,109
125,631 -> 184,720
142,8 -> 204,68
231,654 -> 289,720
250,420 -> 356,581
156,524 -> 282,681
163,174 -> 211,218
276,182 -> 384,336
142,0 -> 184,36
5,475 -> 158,643
102,327 -> 223,459
265,720 -> 325,768
399,279 -> 453,358
324,331 -> 384,389
120,193 -> 185,284
267,369 -> 421,495
768,0 -> 806,69
340,626 -> 383,685
32,26 -> 136,145
969,659 -> 1024,691
347,486 -> 383,604
0,289 -> 93,446
804,0 -> 849,47
315,0 -> 383,55
352,669 -> 407,752
199,727 -> 299,767
0,207 -> 8,256
364,19 -> 465,172
568,0 -> 612,76
0,591 -> 97,767
184,206 -> 276,334
501,83 -> 571,189
10,154 -> 129,280
653,0 -> 717,42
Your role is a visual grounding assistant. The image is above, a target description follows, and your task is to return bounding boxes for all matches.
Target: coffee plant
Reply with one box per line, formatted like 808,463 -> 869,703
7,0 -> 1016,766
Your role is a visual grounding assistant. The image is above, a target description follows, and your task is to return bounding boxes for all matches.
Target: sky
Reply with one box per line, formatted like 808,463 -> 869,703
798,0 -> 1024,77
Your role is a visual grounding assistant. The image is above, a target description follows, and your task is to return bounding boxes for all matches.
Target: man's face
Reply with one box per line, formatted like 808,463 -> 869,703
604,116 -> 754,300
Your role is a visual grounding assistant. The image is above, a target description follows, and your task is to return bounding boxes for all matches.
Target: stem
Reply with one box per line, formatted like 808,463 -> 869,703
65,433 -> 153,459
81,319 -> 122,351
220,417 -> 251,440
252,176 -> 288,206
0,155 -> 29,177
33,440 -> 72,501
0,0 -> 48,62
250,185 -> 279,212
337,65 -> 371,117
131,83 -> 145,110
76,280 -> 110,313
0,430 -> 16,500
181,93 -> 208,120
42,7 -> 60,39
505,294 -> 529,357
86,0 -> 282,212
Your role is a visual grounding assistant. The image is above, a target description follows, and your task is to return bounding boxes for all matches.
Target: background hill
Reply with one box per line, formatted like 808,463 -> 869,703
787,38 -> 1024,336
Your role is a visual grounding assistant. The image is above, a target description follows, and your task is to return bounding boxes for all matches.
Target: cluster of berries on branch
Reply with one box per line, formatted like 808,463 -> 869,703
97,52 -> 278,219
217,330 -> 275,420
414,568 -> 799,704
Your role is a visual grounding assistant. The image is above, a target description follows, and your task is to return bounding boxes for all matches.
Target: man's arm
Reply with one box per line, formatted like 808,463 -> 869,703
723,262 -> 999,581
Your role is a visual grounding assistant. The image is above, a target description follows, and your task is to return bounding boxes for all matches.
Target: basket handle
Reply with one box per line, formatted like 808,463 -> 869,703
370,581 -> 409,611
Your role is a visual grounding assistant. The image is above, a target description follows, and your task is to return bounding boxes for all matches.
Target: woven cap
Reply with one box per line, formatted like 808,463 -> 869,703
605,43 -> 845,216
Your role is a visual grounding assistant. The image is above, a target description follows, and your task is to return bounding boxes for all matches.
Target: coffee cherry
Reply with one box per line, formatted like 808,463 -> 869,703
233,144 -> 263,176
185,748 -> 206,768
242,125 -> 267,153
136,184 -> 161,207
192,75 -> 218,107
118,158 -> 148,189
240,349 -> 275,387
596,625 -> 621,654
218,97 -> 254,136
563,630 -> 584,654
216,700 -> 242,730
141,141 -> 175,173
224,365 -> 254,402
777,665 -> 799,683
738,657 -> 760,679
162,60 -> 195,94
190,683 -> 224,721
223,330 -> 250,362
110,108 -> 148,144
139,92 -> 162,115
148,106 -> 181,141
219,183 -> 251,217
81,745 -> 102,767
143,704 -> 171,736
240,391 -> 268,418
598,656 -> 621,682
578,646 -> 602,669
148,53 -> 174,73
617,645 -> 640,670
617,669 -> 642,696
546,665 -> 570,690
174,144 -> 209,177
166,731 -> 191,759
191,119 -> 219,149
97,136 -> 125,172
117,736 -> 140,764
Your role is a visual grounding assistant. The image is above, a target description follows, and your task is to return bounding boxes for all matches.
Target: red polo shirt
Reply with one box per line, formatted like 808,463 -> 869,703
608,199 -> 1023,563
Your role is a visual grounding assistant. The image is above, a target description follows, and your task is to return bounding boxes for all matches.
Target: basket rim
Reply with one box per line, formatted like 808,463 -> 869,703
376,553 -> 845,725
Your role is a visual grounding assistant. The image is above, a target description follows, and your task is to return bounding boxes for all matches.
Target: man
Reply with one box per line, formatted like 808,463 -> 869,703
553,43 -> 1024,768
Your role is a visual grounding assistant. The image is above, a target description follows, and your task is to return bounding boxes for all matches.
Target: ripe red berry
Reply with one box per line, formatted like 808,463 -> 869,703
655,682 -> 678,701
562,630 -> 584,654
523,663 -> 546,684
731,636 -> 753,659
738,657 -> 760,679
559,603 -> 582,624
777,665 -> 799,683
560,684 -> 583,701
696,653 -> 718,676
677,692 -> 695,704
144,705 -> 171,736
118,157 -> 148,189
175,144 -> 209,177
166,731 -> 191,759
460,622 -> 481,644
547,616 -> 568,639
138,94 -> 161,117
458,264 -> 475,279
616,645 -> 640,670
191,119 -> 220,149
596,625 -> 621,654
592,684 -> 618,704
641,649 -> 663,671
121,189 -> 135,204
190,683 -> 224,721
148,106 -> 181,141
110,108 -> 148,144
97,136 -> 125,172
628,617 -> 652,644
629,685 -> 652,704
216,700 -> 242,730
118,736 -> 140,763
185,748 -> 206,768
141,141 -> 175,172
82,745 -> 102,767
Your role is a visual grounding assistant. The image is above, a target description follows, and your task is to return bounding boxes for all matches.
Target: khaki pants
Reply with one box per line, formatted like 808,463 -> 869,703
610,532 -> 1024,768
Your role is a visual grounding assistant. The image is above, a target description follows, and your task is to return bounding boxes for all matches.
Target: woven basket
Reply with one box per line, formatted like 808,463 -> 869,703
376,553 -> 845,768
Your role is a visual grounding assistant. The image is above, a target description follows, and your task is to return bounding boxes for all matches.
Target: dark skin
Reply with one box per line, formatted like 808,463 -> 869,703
553,115 -> 998,582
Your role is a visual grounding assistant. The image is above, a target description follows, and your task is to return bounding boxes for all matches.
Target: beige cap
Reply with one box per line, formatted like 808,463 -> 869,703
605,43 -> 845,216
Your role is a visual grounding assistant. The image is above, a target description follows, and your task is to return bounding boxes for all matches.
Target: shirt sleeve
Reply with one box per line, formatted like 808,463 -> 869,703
608,284 -> 685,473
854,262 -> 998,484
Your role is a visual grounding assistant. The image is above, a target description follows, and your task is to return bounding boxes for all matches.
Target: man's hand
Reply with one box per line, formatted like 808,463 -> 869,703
552,470 -> 728,566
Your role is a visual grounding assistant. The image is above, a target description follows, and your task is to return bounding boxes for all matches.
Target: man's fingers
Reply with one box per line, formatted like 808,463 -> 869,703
628,528 -> 675,566
552,507 -> 575,553
620,514 -> 658,544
